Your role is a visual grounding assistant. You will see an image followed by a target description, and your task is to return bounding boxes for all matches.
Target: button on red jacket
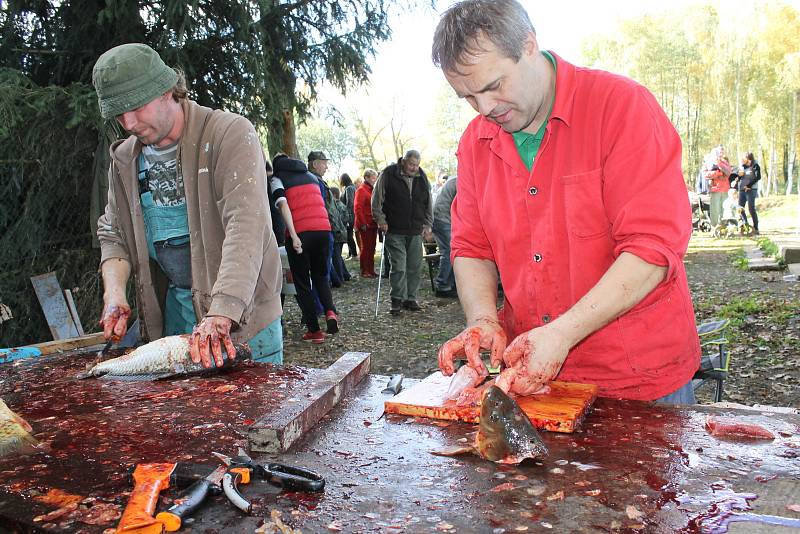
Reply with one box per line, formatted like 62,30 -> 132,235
451,52 -> 700,401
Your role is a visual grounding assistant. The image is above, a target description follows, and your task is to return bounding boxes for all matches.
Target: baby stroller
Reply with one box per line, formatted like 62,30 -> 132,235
690,192 -> 712,233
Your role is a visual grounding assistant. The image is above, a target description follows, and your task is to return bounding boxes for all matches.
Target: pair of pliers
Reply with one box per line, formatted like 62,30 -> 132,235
211,448 -> 325,514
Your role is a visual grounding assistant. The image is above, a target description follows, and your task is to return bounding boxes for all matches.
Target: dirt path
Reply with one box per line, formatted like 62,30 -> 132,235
283,232 -> 799,408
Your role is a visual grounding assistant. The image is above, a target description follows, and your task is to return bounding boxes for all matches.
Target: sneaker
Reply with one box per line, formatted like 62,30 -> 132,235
301,330 -> 325,344
435,288 -> 458,298
403,300 -> 422,311
390,298 -> 403,315
326,311 -> 339,334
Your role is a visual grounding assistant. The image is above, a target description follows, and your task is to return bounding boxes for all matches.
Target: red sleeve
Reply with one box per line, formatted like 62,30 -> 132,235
600,83 -> 691,282
450,123 -> 494,262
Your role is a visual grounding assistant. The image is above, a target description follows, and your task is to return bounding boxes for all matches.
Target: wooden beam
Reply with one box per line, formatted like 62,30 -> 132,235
249,352 -> 371,453
33,332 -> 105,355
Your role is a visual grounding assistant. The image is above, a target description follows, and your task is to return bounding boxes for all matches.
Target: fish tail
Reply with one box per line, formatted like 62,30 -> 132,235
0,429 -> 41,457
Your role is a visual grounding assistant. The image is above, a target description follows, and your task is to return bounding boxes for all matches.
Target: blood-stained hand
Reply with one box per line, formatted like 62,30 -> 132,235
99,301 -> 131,342
495,325 -> 570,396
189,316 -> 237,369
438,317 -> 507,380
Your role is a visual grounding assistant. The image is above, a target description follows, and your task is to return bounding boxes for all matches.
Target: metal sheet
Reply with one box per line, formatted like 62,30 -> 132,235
30,272 -> 79,340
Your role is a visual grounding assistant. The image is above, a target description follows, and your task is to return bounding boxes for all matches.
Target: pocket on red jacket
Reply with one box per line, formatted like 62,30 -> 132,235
617,279 -> 695,377
560,168 -> 611,239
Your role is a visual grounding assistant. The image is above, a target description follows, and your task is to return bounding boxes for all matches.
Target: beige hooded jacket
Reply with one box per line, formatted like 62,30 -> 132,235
97,99 -> 282,343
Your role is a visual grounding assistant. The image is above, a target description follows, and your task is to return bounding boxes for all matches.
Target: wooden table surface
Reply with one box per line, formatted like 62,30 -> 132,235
0,355 -> 798,533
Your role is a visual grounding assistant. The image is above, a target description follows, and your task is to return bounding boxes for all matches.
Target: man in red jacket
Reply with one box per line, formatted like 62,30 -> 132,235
354,169 -> 379,278
432,0 -> 700,403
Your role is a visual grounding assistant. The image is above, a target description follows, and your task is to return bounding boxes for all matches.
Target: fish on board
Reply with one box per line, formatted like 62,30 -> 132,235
0,399 -> 41,457
431,385 -> 548,464
77,335 -> 251,380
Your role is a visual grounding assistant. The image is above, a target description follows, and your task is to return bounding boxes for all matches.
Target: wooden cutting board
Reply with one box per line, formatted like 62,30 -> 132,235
384,372 -> 598,433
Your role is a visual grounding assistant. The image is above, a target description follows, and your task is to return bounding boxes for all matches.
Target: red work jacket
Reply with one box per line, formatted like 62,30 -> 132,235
451,53 -> 700,401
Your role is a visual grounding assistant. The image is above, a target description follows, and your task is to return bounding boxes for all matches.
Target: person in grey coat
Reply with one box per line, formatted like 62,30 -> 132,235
432,176 -> 457,297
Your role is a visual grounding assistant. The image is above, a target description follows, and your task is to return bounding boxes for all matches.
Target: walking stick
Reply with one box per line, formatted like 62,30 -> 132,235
375,235 -> 386,317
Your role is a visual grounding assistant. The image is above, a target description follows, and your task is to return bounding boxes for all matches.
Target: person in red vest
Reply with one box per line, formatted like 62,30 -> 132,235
354,169 -> 379,278
270,154 -> 339,344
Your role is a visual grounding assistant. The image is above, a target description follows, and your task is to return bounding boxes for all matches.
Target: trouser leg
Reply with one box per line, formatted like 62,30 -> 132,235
655,379 -> 696,405
346,225 -> 358,257
406,234 -> 423,301
359,228 -> 377,275
710,192 -> 725,226
286,235 -> 319,332
307,231 -> 337,315
385,233 -> 407,301
432,221 -> 454,291
747,190 -> 758,231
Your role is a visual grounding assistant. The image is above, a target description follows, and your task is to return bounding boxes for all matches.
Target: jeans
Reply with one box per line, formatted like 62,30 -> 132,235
332,242 -> 351,282
655,379 -> 695,405
286,231 -> 336,332
432,220 -> 455,291
384,233 -> 423,301
738,189 -> 758,231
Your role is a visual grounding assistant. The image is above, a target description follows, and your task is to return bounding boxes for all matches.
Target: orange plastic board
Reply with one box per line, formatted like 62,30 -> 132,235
384,372 -> 598,433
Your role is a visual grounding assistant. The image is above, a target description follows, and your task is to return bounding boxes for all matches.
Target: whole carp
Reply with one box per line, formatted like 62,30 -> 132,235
431,385 -> 548,464
79,335 -> 251,380
0,399 -> 40,457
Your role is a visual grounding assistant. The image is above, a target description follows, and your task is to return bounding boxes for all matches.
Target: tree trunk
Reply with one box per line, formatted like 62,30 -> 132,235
786,90 -> 798,195
281,110 -> 299,158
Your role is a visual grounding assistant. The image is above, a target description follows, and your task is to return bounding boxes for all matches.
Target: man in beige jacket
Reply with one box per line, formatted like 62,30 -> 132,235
93,43 -> 283,367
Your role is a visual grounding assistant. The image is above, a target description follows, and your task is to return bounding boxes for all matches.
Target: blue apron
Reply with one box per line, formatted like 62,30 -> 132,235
138,154 -> 283,363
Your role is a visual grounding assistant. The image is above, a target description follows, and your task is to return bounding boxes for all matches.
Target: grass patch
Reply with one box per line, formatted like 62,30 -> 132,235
731,248 -> 748,270
697,295 -> 796,348
757,236 -> 787,267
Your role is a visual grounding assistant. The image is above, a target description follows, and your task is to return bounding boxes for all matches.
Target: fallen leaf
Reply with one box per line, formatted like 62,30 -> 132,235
546,491 -> 565,501
626,505 -> 644,520
491,482 -> 516,493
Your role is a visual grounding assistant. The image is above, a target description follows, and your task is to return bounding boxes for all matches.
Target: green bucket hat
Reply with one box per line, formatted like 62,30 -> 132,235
92,43 -> 178,119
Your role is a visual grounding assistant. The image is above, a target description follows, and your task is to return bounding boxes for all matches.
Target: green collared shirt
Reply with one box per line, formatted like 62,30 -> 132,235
512,51 -> 557,171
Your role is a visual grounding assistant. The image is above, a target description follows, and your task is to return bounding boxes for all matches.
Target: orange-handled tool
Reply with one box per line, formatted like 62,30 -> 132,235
116,463 -> 177,533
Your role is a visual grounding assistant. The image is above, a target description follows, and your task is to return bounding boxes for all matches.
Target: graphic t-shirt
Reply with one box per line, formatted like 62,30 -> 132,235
140,141 -> 185,207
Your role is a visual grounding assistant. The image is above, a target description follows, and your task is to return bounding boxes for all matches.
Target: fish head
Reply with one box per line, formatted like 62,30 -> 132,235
475,385 -> 548,464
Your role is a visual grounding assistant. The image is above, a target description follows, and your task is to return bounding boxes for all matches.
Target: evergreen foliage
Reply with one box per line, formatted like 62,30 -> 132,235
0,0 -> 413,346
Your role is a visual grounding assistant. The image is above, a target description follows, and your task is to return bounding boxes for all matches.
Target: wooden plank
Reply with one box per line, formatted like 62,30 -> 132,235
63,289 -> 84,336
30,272 -> 79,340
384,371 -> 598,433
249,351 -> 371,453
0,333 -> 106,362
33,332 -> 105,355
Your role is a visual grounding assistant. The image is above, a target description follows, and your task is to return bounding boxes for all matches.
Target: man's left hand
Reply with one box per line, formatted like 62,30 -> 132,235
495,325 -> 570,396
422,227 -> 433,241
189,316 -> 237,368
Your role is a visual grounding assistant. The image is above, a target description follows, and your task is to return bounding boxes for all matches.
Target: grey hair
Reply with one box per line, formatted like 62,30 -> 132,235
363,168 -> 378,178
432,0 -> 535,74
404,149 -> 421,161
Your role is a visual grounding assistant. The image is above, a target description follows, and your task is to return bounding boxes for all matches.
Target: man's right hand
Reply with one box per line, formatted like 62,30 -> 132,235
99,300 -> 131,342
378,223 -> 388,233
437,317 -> 507,379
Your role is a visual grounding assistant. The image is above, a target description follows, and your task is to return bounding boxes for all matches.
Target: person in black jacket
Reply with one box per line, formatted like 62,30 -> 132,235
734,152 -> 761,235
372,150 -> 433,315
